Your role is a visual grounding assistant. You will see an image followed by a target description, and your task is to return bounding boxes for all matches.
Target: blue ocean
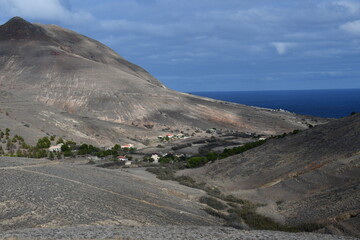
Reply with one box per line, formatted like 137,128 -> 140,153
191,89 -> 360,119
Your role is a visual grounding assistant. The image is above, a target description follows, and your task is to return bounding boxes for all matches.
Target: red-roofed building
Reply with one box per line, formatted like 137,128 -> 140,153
121,144 -> 134,149
117,156 -> 128,161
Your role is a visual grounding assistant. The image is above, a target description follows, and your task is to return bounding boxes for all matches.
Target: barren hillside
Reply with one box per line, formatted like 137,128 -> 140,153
180,114 -> 360,237
0,157 -> 357,240
0,17 -> 322,145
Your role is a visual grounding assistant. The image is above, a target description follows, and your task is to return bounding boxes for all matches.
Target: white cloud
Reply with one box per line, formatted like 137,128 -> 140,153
99,19 -> 170,36
271,42 -> 296,55
333,1 -> 360,14
285,32 -> 320,40
0,0 -> 93,24
340,20 -> 360,35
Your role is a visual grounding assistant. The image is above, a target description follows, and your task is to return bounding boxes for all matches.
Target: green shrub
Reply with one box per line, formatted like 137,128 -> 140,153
175,175 -> 205,189
36,137 -> 51,149
146,167 -> 175,180
159,156 -> 172,164
203,207 -> 228,219
61,144 -> 70,152
206,152 -> 219,161
63,150 -> 73,157
292,129 -> 301,134
199,196 -> 227,210
222,195 -> 247,204
56,137 -> 64,144
34,149 -> 47,158
187,156 -> 208,168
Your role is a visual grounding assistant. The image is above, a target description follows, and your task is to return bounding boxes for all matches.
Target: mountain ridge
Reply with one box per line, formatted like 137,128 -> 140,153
0,17 -> 323,145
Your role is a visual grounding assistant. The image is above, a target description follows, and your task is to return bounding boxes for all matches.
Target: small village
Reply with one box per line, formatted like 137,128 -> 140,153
0,127 -> 273,169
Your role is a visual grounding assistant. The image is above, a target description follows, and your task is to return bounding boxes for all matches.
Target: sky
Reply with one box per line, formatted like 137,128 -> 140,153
0,0 -> 359,92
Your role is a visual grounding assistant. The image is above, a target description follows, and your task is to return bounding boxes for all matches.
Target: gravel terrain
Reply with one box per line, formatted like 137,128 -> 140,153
0,157 -> 219,232
1,157 -> 359,239
0,225 -> 358,240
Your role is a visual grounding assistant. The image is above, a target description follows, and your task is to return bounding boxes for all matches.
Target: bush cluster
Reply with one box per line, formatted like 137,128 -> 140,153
186,139 -> 267,168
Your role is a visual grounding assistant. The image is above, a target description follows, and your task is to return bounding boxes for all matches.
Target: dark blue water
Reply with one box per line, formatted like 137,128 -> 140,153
191,89 -> 360,118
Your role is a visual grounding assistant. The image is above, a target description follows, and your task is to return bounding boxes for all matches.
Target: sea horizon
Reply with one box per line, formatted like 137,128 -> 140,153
190,88 -> 360,119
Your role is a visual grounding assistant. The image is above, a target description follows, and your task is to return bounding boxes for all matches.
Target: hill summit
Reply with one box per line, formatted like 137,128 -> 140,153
0,17 -> 50,41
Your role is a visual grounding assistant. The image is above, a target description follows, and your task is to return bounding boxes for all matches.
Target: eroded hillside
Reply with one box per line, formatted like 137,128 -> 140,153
179,114 -> 360,237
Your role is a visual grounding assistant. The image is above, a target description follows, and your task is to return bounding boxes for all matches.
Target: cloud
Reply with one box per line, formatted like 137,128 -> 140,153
99,19 -> 173,37
340,20 -> 360,35
0,0 -> 93,24
271,42 -> 296,55
1,0 -> 358,91
333,1 -> 360,14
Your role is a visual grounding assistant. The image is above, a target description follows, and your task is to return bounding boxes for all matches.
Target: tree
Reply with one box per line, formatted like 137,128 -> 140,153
113,144 -> 121,151
36,137 -> 51,149
16,149 -> 23,157
35,149 -> 47,158
187,156 -> 208,168
6,140 -> 13,151
50,135 -> 56,141
17,135 -> 24,142
206,152 -> 219,161
49,152 -> 55,160
63,150 -> 73,157
56,137 -> 64,144
61,144 -> 70,152
66,140 -> 76,147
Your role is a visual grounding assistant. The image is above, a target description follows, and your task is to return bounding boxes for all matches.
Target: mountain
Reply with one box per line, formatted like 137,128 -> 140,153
0,17 -> 321,146
179,114 -> 360,237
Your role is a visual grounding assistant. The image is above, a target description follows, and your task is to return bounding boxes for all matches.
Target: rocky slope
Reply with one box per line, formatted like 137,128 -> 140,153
0,17 -> 322,145
0,157 -> 219,230
179,114 -> 360,237
1,225 -> 358,240
0,157 -> 358,240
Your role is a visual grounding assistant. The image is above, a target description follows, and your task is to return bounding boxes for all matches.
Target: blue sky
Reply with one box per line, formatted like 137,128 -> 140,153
0,0 -> 359,92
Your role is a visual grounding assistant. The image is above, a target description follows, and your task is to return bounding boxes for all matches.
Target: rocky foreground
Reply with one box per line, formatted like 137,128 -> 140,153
0,225 -> 358,240
0,157 -> 218,229
1,157 -> 359,240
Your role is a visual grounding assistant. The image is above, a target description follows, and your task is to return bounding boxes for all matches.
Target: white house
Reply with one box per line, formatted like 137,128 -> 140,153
151,154 -> 160,164
117,155 -> 128,161
48,143 -> 63,153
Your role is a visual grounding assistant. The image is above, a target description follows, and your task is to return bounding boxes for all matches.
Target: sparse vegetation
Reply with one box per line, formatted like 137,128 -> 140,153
146,163 -> 324,233
36,137 -> 51,149
186,139 -> 267,168
0,127 -> 135,160
199,196 -> 227,210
